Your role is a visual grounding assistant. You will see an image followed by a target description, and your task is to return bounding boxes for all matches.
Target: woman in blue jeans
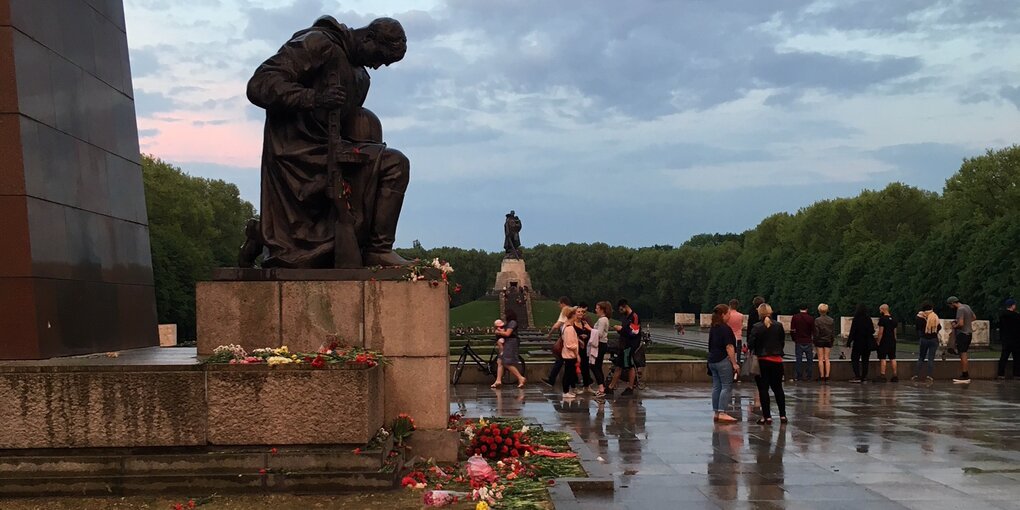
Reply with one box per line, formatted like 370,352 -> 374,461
913,303 -> 941,384
708,304 -> 740,423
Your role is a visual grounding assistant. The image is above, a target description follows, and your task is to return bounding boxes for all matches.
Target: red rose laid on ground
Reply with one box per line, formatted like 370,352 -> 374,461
466,423 -> 533,461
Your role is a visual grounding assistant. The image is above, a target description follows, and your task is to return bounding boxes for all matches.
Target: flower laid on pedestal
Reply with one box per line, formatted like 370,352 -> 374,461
205,340 -> 386,368
401,258 -> 462,296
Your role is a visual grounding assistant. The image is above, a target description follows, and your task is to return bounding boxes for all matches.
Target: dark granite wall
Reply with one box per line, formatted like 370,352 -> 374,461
0,0 -> 157,359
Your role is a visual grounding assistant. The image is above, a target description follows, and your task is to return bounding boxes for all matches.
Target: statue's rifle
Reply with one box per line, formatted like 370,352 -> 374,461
326,70 -> 369,268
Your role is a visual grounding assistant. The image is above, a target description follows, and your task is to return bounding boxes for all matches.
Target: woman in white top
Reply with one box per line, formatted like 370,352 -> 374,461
586,301 -> 612,399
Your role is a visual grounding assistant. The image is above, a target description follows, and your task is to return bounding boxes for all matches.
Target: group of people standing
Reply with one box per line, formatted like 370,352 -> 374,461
708,301 -> 788,424
706,296 -> 1020,424
537,297 -> 646,401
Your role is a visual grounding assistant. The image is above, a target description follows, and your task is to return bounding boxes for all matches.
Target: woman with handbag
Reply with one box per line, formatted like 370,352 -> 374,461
747,303 -> 787,425
708,304 -> 740,422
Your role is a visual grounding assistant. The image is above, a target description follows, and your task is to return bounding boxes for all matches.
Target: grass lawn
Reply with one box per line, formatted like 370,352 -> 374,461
450,298 -> 621,329
450,298 -> 565,328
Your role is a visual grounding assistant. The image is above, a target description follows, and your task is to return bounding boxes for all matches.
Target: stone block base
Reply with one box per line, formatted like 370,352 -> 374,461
207,366 -> 383,445
0,368 -> 205,449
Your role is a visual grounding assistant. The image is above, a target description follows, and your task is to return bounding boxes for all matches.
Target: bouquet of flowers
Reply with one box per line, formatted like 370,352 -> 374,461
466,422 -> 533,461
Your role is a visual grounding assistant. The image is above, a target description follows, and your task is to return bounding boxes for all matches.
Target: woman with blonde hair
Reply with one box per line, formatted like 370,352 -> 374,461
813,303 -> 835,383
747,303 -> 787,425
912,302 -> 941,384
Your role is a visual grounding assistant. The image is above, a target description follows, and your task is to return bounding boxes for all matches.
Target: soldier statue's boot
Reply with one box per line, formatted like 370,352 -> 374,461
363,188 -> 412,267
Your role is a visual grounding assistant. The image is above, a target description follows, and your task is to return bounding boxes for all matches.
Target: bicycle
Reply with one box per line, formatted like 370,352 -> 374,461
451,339 -> 527,385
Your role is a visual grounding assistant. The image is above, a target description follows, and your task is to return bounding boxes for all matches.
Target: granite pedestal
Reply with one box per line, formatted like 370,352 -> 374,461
196,269 -> 456,461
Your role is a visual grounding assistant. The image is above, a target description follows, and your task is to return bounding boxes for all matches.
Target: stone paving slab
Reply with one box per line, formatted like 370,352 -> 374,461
452,380 -> 1020,509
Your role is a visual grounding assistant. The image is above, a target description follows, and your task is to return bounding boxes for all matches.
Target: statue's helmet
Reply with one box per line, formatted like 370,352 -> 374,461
342,107 -> 383,143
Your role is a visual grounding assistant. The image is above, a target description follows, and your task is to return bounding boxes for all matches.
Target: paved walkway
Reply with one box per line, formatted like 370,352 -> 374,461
452,381 -> 1020,509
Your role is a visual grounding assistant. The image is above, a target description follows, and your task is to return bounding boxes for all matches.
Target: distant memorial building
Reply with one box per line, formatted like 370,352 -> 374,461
495,211 -> 534,328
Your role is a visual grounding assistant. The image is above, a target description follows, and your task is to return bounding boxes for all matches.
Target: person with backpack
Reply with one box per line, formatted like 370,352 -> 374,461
609,299 -> 641,396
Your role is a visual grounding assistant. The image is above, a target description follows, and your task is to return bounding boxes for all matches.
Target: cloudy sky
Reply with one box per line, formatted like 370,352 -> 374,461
124,0 -> 1020,251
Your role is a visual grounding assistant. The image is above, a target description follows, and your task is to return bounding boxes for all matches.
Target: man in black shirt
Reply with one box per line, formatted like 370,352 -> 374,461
609,299 -> 640,395
998,298 -> 1020,379
876,304 -> 899,382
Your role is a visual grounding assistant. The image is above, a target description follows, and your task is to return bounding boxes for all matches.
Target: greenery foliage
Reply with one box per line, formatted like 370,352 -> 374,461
144,146 -> 1019,335
406,146 -> 1020,324
143,155 -> 255,340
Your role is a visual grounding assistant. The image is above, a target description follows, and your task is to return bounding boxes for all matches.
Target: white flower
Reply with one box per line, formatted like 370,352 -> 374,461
519,425 -> 530,434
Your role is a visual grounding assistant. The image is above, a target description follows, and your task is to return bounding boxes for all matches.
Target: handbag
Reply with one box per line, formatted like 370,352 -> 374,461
552,337 -> 564,357
740,353 -> 760,378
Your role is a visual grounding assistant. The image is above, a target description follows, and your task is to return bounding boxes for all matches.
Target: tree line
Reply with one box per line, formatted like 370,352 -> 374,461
144,146 -> 1020,338
409,146 -> 1020,327
144,155 -> 255,339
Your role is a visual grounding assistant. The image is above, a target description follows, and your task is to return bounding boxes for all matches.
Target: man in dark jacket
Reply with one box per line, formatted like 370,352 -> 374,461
790,305 -> 815,382
247,16 -> 410,268
998,298 -> 1020,379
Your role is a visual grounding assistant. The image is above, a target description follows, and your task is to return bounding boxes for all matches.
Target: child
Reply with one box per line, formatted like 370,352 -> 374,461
494,319 -> 506,354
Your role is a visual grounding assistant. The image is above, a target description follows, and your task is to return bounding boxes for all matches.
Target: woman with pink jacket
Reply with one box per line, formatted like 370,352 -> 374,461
560,307 -> 581,399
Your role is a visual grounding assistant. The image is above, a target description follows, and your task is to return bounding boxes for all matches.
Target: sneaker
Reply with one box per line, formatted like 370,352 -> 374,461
890,376 -> 899,383
910,375 -> 918,382
849,379 -> 862,384
621,387 -> 634,396
563,391 -> 576,399
997,376 -> 1006,381
952,376 -> 971,384
637,381 -> 648,390
925,376 -> 934,385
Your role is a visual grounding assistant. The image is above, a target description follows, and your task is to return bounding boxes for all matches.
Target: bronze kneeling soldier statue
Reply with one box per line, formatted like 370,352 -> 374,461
240,16 -> 412,269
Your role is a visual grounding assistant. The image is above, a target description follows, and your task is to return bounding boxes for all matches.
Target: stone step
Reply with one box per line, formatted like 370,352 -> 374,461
0,446 -> 385,478
0,470 -> 398,497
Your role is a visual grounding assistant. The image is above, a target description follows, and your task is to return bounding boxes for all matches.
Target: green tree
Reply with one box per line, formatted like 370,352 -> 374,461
144,155 -> 255,339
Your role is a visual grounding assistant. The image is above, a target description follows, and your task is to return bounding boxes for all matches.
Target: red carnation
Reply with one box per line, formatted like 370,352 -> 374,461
505,438 -> 513,445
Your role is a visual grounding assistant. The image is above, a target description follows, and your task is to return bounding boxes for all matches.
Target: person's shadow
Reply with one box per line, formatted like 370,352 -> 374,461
705,424 -> 743,501
746,424 -> 787,503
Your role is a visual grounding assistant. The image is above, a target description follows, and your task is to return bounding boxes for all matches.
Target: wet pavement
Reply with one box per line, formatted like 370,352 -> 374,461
452,380 -> 1020,509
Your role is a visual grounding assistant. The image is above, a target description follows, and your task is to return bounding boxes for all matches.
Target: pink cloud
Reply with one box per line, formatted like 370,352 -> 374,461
137,112 -> 264,168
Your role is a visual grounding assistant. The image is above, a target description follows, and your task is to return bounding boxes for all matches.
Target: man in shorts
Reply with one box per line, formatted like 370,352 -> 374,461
609,299 -> 641,395
948,296 -> 976,384
876,304 -> 899,382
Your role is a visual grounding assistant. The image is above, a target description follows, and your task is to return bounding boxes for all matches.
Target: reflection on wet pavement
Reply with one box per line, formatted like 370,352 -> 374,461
452,381 -> 1020,509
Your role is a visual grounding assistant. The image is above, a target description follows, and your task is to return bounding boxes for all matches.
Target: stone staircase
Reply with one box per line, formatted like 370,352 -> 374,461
0,445 -> 399,497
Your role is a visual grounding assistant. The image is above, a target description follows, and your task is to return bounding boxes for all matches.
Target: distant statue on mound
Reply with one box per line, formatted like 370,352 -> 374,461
504,210 -> 523,259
